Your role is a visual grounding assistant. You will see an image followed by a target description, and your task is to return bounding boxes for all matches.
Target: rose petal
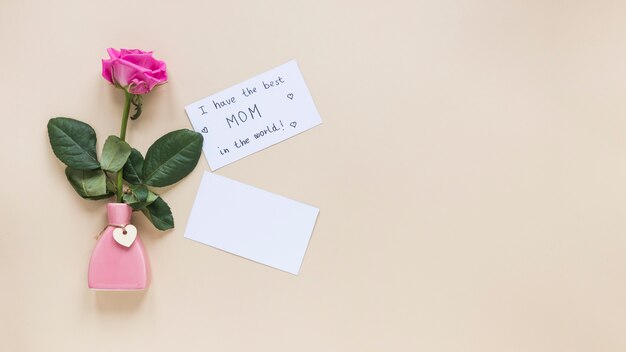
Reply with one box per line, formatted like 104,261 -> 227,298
102,48 -> 167,94
128,80 -> 150,94
109,60 -> 138,87
101,59 -> 114,83
121,48 -> 150,56
106,48 -> 121,59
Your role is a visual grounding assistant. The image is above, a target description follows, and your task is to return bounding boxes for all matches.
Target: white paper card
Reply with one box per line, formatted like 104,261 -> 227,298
185,60 -> 322,170
185,172 -> 320,274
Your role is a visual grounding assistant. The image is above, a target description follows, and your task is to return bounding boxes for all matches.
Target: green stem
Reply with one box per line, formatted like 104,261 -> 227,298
116,92 -> 132,202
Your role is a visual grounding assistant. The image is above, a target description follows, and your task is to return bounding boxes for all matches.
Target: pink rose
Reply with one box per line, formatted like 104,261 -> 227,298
102,48 -> 167,94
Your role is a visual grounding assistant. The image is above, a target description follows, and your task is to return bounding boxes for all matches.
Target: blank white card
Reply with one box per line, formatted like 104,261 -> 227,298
185,172 -> 320,274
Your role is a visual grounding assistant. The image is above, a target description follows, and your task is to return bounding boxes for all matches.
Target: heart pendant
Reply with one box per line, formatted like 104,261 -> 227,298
113,224 -> 137,248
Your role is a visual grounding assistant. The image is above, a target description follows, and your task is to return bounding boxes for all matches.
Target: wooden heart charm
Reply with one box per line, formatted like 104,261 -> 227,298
113,224 -> 137,248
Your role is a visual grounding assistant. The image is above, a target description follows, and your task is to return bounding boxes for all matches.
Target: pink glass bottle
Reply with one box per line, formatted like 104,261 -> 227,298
88,203 -> 150,290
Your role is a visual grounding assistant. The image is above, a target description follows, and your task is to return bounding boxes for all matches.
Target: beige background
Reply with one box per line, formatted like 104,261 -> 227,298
2,0 -> 626,350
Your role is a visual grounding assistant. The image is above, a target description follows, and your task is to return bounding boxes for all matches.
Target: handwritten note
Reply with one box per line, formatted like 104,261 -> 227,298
185,60 -> 323,170
185,172 -> 320,274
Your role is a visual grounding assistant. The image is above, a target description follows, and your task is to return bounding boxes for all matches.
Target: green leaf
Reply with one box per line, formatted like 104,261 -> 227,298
65,167 -> 109,199
123,148 -> 144,184
85,192 -> 115,200
130,94 -> 142,120
106,177 -> 117,194
47,117 -> 100,170
133,184 -> 149,202
141,197 -> 174,230
100,135 -> 131,172
85,175 -> 116,200
142,129 -> 203,187
123,185 -> 158,211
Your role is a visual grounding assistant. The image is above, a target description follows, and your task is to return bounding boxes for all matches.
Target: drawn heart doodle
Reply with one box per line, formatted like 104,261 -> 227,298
201,127 -> 208,133
287,93 -> 294,100
290,121 -> 297,128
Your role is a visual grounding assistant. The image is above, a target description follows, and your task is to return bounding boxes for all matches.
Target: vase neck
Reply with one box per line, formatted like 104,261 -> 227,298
107,203 -> 132,225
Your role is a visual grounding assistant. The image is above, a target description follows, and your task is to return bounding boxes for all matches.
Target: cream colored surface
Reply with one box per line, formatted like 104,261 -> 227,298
2,0 -> 626,351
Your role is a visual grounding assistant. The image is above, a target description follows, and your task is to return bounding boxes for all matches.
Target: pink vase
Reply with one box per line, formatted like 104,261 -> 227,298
88,203 -> 150,290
